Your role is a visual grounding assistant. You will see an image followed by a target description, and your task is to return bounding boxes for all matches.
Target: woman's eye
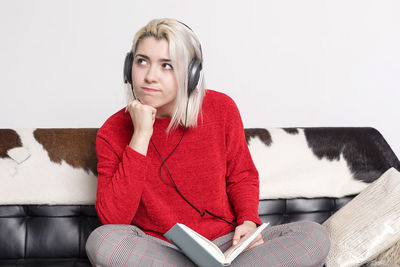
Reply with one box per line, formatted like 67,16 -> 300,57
136,58 -> 146,65
163,63 -> 173,70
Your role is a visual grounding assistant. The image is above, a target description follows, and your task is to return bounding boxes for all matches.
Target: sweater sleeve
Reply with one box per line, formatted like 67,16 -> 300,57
224,98 -> 263,226
95,131 -> 149,224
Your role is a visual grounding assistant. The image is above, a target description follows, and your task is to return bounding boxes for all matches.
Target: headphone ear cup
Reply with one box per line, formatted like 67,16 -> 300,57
124,52 -> 134,84
187,59 -> 202,95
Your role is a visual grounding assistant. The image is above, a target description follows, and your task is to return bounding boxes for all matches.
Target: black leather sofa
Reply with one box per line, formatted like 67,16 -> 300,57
1,127 -> 399,266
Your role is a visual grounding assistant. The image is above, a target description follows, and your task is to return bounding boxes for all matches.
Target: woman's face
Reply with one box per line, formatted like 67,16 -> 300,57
131,36 -> 178,118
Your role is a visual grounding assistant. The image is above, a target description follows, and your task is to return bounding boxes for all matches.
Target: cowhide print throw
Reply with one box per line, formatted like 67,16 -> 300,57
246,128 -> 400,199
0,128 -> 98,204
0,127 -> 399,204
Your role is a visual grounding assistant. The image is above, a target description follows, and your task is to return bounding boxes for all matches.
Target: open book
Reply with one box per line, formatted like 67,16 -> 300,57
164,222 -> 269,267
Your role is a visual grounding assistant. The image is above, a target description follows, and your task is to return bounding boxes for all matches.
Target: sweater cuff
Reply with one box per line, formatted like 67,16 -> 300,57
125,145 -> 148,161
236,215 -> 263,226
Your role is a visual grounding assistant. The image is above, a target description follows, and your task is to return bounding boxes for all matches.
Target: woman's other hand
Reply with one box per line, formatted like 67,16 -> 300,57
232,221 -> 264,250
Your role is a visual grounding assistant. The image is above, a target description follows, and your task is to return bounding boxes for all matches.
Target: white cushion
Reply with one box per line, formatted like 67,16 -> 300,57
367,239 -> 400,266
323,167 -> 400,267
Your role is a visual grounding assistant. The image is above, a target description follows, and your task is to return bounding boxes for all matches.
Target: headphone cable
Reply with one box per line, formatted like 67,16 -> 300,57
130,82 -> 237,227
150,100 -> 237,228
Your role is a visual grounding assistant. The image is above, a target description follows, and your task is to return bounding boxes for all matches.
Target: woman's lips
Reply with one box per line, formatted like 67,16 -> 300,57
142,87 -> 159,93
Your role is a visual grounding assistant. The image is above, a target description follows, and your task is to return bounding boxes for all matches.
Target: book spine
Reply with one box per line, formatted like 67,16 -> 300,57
164,226 -> 223,267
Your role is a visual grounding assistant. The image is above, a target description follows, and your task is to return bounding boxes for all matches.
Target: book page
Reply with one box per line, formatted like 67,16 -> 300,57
224,223 -> 269,262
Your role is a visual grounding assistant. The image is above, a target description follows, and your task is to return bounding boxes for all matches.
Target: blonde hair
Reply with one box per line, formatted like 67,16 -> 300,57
128,18 -> 206,132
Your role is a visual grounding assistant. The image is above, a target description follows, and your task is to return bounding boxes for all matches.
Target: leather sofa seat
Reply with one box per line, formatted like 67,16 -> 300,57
0,196 -> 355,266
0,205 -> 100,266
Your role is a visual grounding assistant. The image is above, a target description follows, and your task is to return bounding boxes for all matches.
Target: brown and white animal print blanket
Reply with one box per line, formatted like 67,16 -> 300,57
246,128 -> 399,199
0,128 -> 98,204
0,127 -> 398,204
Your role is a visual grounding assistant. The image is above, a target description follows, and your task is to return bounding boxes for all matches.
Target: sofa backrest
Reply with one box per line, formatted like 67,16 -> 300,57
0,127 -> 399,260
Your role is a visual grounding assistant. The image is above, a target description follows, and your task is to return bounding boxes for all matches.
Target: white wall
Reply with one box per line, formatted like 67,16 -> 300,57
1,0 -> 399,157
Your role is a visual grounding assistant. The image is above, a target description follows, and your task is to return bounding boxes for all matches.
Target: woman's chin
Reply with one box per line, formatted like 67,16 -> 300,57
136,96 -> 156,107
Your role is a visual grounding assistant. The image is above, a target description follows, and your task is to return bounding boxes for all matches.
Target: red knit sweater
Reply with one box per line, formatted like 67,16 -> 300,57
95,89 -> 262,242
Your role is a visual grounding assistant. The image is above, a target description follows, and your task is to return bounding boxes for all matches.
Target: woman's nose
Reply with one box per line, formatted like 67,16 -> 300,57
144,65 -> 158,83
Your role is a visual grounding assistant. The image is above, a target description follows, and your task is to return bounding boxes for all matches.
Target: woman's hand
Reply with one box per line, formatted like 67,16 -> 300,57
232,221 -> 264,250
126,100 -> 157,155
126,100 -> 157,136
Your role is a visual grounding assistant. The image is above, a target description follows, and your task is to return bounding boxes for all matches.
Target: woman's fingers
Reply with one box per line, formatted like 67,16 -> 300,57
126,100 -> 156,137
232,227 -> 246,246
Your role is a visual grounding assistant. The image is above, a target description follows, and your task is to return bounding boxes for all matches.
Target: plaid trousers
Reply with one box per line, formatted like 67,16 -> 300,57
85,221 -> 330,267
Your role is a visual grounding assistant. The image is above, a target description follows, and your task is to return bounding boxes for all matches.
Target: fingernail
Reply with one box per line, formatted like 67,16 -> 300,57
233,240 -> 238,245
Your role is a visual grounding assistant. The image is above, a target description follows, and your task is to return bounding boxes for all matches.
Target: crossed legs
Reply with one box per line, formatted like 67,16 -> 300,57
86,221 -> 330,267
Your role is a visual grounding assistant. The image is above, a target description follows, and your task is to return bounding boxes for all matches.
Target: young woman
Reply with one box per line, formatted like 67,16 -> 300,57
86,18 -> 330,266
